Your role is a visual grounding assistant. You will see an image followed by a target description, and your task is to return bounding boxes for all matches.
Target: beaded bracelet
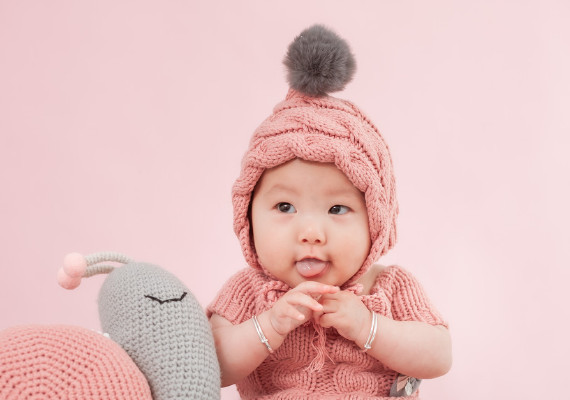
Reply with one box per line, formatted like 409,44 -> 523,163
362,311 -> 378,352
252,315 -> 274,354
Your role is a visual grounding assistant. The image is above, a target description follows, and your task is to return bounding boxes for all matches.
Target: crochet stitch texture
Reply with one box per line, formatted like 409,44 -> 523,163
208,265 -> 447,399
55,252 -> 221,399
98,262 -> 221,400
0,325 -> 152,400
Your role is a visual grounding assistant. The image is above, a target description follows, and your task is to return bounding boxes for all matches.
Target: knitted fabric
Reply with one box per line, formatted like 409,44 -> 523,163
232,89 -> 398,286
208,265 -> 447,399
98,262 -> 221,400
0,325 -> 152,400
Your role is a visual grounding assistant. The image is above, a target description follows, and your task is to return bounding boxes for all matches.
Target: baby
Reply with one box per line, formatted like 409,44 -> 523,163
208,25 -> 451,399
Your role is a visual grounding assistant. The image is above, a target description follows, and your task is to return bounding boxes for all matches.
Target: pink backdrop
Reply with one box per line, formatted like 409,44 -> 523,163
1,1 -> 568,399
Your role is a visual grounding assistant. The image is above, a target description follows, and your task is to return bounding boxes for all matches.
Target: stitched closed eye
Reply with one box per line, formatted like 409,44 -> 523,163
144,292 -> 187,305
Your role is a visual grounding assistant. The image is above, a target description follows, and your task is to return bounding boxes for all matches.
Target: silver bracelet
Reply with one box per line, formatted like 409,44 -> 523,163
362,311 -> 378,352
252,315 -> 274,354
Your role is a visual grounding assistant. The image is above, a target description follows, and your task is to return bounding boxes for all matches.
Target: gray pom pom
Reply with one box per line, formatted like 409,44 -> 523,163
284,25 -> 356,97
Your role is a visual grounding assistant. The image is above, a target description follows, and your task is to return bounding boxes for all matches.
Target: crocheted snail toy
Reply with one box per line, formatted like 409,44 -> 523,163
0,253 -> 220,399
57,252 -> 221,400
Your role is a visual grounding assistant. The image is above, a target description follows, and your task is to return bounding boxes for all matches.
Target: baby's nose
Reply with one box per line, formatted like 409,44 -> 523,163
298,221 -> 326,244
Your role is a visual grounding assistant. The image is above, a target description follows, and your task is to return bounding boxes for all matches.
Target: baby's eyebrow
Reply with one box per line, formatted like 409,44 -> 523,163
265,184 -> 299,196
325,187 -> 361,197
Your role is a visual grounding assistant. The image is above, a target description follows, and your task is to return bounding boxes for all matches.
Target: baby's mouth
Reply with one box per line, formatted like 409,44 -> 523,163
296,258 -> 329,278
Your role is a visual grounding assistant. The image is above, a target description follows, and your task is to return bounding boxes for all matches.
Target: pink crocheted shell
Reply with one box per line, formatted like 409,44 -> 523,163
0,325 -> 152,400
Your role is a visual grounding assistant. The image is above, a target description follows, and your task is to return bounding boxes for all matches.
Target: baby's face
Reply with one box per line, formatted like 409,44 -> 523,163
251,158 -> 370,288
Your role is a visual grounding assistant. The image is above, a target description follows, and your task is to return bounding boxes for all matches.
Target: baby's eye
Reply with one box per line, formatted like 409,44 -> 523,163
277,202 -> 296,213
329,205 -> 349,215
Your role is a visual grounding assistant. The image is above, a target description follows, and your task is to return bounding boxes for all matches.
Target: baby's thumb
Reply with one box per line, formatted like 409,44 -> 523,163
312,308 -> 324,324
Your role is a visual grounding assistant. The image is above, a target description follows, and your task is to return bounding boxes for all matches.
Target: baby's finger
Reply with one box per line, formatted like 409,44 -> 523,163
320,290 -> 343,300
293,281 -> 340,296
285,305 -> 306,321
274,300 -> 305,321
320,300 -> 338,314
313,308 -> 324,324
317,312 -> 335,329
286,291 -> 324,312
318,293 -> 339,305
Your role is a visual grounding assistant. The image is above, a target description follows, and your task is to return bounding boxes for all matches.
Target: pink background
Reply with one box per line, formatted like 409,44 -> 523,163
1,1 -> 568,398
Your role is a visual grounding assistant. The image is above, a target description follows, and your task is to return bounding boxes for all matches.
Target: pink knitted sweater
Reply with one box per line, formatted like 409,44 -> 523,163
208,265 -> 447,399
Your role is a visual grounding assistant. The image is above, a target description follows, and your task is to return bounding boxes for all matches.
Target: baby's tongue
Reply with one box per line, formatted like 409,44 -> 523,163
296,259 -> 328,278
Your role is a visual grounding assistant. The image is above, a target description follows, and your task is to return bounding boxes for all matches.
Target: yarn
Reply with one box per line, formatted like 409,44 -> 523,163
0,325 -> 152,400
284,24 -> 356,96
62,252 -> 86,277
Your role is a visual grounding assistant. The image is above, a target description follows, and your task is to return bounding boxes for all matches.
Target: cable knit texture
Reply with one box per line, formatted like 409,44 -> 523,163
208,265 -> 447,399
232,88 -> 398,286
0,325 -> 152,400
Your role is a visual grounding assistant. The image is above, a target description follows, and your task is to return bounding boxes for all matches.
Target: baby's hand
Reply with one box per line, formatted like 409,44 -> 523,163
316,290 -> 372,345
269,281 -> 339,337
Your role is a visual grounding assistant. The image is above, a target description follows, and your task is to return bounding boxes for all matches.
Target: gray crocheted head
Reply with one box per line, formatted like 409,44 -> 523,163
58,252 -> 221,400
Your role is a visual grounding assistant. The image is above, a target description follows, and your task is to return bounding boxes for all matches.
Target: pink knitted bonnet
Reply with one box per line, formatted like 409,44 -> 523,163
232,25 -> 398,285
